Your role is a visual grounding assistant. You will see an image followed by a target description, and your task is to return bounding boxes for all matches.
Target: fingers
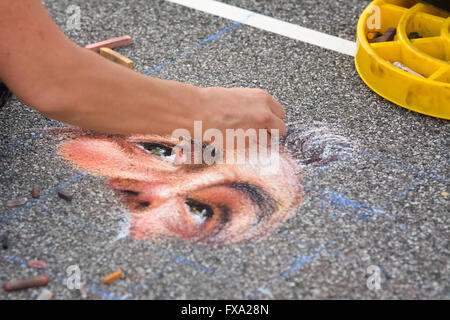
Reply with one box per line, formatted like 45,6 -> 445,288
267,114 -> 286,136
268,95 -> 286,120
252,88 -> 286,120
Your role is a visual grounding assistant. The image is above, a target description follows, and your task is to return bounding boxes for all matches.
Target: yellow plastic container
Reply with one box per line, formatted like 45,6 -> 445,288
355,0 -> 450,119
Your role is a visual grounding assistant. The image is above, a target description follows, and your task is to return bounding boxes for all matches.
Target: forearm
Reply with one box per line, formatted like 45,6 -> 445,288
0,0 -> 203,135
46,46 -> 205,136
0,0 -> 78,106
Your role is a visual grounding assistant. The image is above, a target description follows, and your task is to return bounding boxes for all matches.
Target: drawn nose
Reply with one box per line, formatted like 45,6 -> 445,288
136,181 -> 173,207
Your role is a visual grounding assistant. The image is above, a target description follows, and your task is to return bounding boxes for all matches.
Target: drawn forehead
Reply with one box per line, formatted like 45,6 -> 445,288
71,136 -> 296,191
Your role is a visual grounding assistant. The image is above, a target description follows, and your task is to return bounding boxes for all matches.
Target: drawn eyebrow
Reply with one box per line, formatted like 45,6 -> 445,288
227,182 -> 278,225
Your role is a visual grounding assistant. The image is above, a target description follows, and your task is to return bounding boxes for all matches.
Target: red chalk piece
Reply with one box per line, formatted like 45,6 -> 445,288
27,259 -> 47,269
3,274 -> 50,292
85,35 -> 133,53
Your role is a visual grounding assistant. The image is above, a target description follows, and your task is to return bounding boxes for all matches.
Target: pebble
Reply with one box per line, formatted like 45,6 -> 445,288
36,289 -> 53,300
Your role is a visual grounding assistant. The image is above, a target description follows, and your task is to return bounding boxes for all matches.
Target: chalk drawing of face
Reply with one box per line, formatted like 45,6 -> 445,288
57,130 -> 303,244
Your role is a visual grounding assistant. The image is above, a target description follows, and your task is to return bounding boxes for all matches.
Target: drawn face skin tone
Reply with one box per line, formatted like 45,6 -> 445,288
58,130 -> 303,244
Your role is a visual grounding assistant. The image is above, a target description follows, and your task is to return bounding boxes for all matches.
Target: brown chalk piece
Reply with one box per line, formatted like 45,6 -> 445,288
57,190 -> 73,202
6,197 -> 27,207
32,186 -> 40,199
1,235 -> 7,250
85,35 -> 133,53
103,269 -> 123,284
99,47 -> 134,69
27,259 -> 47,269
371,28 -> 396,43
3,274 -> 50,292
408,32 -> 422,40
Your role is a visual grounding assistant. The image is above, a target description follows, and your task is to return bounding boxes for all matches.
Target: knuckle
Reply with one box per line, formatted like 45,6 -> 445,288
256,111 -> 272,126
254,88 -> 271,100
262,92 -> 274,104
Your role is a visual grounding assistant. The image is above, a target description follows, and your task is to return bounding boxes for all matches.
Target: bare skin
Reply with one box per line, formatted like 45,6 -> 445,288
0,0 -> 286,140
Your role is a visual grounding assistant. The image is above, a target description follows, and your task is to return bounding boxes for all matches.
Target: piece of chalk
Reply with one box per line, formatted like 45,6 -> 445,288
99,47 -> 134,69
408,32 -> 421,39
85,35 -> 132,53
102,269 -> 123,284
1,235 -> 8,250
32,186 -> 40,199
367,31 -> 381,41
27,259 -> 47,269
371,28 -> 396,43
6,197 -> 27,207
392,61 -> 425,78
57,190 -> 73,202
3,274 -> 50,292
80,285 -> 88,299
36,289 -> 53,300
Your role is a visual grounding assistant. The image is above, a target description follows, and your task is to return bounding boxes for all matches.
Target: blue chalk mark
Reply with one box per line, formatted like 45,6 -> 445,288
39,206 -> 109,234
1,131 -> 43,155
306,186 -> 385,221
362,151 -> 449,184
173,255 -> 219,275
279,240 -> 336,280
0,173 -> 85,223
324,248 -> 342,258
144,21 -> 241,76
382,182 -> 418,207
279,253 -> 318,279
277,233 -> 317,249
4,255 -> 27,266
84,285 -> 124,300
163,248 -> 228,278
252,241 -> 337,299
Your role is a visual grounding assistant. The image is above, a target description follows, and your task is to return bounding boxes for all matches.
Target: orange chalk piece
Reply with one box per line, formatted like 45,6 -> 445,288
102,269 -> 123,284
3,274 -> 50,292
99,48 -> 134,69
367,31 -> 381,41
85,35 -> 132,53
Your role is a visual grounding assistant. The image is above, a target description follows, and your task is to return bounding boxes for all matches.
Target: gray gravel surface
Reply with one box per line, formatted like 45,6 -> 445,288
0,0 -> 448,299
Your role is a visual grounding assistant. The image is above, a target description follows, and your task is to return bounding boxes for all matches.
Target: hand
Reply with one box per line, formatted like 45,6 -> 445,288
199,87 -> 286,136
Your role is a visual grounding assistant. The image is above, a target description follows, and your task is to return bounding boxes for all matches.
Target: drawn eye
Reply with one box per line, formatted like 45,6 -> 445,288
136,142 -> 174,158
184,198 -> 214,224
